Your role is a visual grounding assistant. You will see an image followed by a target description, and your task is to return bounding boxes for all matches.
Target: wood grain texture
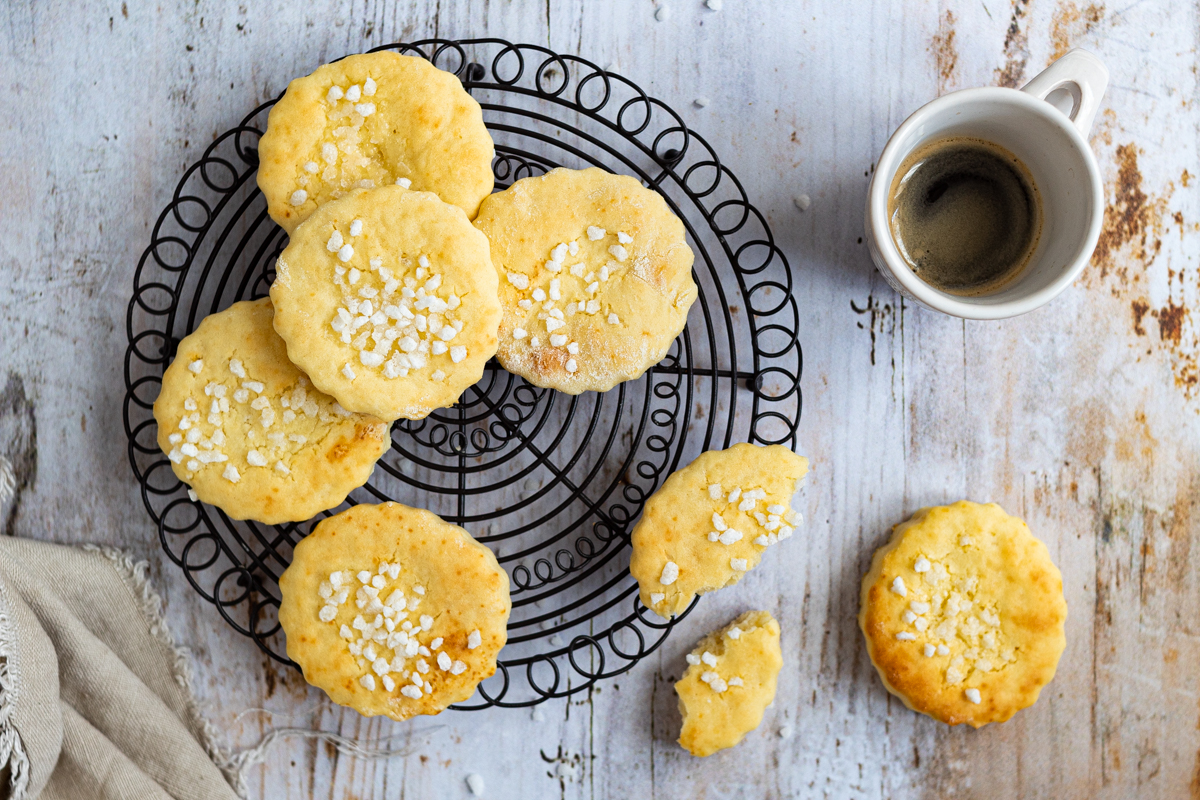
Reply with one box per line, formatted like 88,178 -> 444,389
1,0 -> 1197,797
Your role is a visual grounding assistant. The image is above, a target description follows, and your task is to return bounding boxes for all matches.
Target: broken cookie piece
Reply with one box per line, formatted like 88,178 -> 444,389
630,443 -> 809,617
676,610 -> 783,757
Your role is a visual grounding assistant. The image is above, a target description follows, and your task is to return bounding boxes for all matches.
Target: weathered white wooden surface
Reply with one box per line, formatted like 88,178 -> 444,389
2,0 -> 1198,797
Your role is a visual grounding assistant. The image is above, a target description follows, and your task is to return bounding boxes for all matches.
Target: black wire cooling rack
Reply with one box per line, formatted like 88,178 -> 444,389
123,38 -> 802,709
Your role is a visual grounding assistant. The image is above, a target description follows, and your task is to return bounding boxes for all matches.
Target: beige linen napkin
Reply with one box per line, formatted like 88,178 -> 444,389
0,537 -> 239,800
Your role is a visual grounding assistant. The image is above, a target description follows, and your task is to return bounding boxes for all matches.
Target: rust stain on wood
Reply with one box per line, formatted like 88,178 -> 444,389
1132,300 -> 1150,336
1112,409 -> 1158,465
930,10 -> 958,95
1049,1 -> 1105,63
1092,143 -> 1166,282
1083,141 -> 1200,394
263,653 -> 308,699
1156,302 -> 1186,345
995,0 -> 1031,87
1165,476 -> 1197,594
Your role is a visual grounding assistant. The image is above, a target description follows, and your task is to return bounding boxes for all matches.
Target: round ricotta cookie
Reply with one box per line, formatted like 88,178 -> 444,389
257,51 -> 495,233
270,185 -> 502,421
278,502 -> 511,720
858,501 -> 1067,728
152,298 -> 391,524
676,610 -> 783,757
630,443 -> 809,618
472,167 -> 698,394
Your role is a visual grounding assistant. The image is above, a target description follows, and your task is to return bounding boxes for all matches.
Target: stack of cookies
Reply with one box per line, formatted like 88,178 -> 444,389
153,50 -> 701,720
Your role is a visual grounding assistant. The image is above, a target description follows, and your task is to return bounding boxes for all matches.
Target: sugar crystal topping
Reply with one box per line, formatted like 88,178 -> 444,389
654,479 -> 802,607
289,74 -> 414,204
315,560 -> 471,695
887,550 -> 1013,701
167,358 -> 361,483
699,482 -> 800,559
324,218 -> 468,382
688,621 -> 758,694
503,226 -> 635,375
652,476 -> 803,608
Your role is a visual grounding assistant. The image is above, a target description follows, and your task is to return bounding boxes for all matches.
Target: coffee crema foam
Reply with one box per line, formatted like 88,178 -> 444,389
888,137 -> 1042,296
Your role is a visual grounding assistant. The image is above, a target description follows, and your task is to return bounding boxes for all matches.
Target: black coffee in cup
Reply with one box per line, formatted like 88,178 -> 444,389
887,136 -> 1042,296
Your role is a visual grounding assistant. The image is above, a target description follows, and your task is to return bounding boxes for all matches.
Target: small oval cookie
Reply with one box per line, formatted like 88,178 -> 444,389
257,51 -> 494,232
630,443 -> 809,617
676,610 -> 783,757
472,167 -> 698,394
278,502 -> 511,720
270,186 -> 501,421
152,298 -> 391,524
858,501 -> 1067,728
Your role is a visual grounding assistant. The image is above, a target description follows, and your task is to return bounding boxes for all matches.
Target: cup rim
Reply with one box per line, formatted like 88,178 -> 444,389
867,86 -> 1104,320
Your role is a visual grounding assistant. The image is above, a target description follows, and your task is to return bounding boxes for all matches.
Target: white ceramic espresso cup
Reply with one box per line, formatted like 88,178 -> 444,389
865,49 -> 1109,319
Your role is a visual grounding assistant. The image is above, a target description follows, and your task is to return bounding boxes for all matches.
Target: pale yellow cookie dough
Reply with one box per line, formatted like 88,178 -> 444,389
472,167 -> 698,394
257,51 -> 494,233
270,185 -> 501,421
279,502 -> 511,720
676,610 -> 783,757
152,298 -> 391,524
858,501 -> 1067,728
630,443 -> 809,617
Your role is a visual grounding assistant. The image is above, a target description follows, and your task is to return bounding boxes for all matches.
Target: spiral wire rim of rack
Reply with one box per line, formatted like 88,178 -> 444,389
122,38 -> 802,709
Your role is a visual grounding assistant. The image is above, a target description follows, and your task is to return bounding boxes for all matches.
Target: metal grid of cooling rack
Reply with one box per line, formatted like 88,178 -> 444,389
123,38 -> 802,708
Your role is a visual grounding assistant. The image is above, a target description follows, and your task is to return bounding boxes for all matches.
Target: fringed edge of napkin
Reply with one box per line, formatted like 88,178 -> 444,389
0,598 -> 31,800
31,542 -> 436,799
0,458 -> 31,799
82,545 -> 243,797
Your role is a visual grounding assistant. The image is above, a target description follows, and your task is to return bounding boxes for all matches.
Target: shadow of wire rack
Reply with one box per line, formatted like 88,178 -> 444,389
122,38 -> 802,709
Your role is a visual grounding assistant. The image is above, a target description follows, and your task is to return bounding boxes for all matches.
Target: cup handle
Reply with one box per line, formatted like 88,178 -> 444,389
1020,49 -> 1109,138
